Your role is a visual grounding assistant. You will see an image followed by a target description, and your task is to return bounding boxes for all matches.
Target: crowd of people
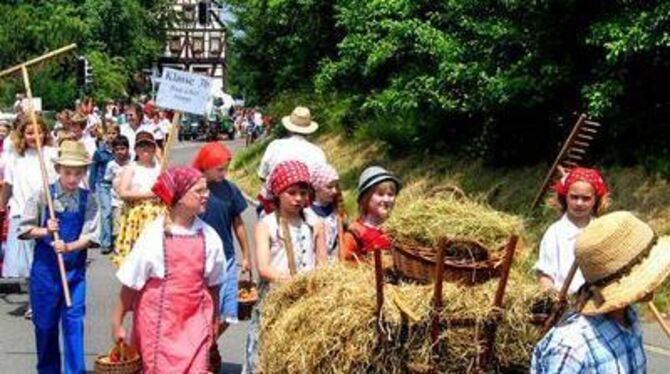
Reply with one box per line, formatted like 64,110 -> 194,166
0,94 -> 668,373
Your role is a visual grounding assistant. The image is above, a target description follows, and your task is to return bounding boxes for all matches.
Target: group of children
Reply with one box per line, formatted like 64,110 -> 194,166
3,100 -> 664,373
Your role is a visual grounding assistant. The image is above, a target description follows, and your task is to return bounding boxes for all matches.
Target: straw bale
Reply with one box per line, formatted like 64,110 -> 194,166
384,183 -> 525,252
259,264 -> 548,373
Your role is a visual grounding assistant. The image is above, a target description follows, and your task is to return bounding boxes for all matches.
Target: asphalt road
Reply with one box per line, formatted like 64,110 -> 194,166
0,138 -> 669,373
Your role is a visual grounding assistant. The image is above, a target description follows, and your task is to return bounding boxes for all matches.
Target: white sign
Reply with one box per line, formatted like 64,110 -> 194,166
156,68 -> 212,115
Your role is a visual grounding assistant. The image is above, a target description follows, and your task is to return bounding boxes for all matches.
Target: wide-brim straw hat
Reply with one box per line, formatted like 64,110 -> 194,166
576,211 -> 670,315
282,106 -> 318,135
52,140 -> 91,167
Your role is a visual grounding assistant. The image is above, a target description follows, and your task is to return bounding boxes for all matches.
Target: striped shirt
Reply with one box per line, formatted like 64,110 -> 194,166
531,308 -> 646,373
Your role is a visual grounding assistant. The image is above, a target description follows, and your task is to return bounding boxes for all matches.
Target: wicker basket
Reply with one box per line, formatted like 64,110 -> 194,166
94,342 -> 141,374
392,239 -> 502,285
238,279 -> 259,321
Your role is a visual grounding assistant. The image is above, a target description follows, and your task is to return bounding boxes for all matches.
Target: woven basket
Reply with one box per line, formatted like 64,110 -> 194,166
238,279 -> 258,321
392,239 -> 502,285
94,342 -> 141,374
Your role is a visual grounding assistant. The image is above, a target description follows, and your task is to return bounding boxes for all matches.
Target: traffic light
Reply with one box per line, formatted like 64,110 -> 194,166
76,56 -> 93,88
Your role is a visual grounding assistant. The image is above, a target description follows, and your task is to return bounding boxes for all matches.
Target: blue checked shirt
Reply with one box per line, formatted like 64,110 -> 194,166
531,308 -> 646,373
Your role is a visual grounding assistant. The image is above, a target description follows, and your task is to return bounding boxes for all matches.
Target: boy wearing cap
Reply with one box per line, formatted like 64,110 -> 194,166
531,211 -> 670,373
19,140 -> 100,374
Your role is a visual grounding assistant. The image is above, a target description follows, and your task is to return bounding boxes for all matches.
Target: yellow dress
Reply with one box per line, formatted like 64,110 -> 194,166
112,199 -> 166,267
111,162 -> 165,268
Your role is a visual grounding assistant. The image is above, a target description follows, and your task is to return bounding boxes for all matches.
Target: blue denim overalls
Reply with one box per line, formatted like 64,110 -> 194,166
30,185 -> 89,374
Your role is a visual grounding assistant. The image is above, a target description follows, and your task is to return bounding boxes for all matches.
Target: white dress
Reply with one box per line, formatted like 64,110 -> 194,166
3,147 -> 58,278
305,206 -> 339,261
533,214 -> 588,294
128,162 -> 161,194
262,211 -> 317,280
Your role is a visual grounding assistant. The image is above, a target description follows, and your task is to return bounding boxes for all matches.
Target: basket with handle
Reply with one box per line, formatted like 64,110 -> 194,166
392,238 -> 503,285
237,270 -> 258,321
94,340 -> 141,374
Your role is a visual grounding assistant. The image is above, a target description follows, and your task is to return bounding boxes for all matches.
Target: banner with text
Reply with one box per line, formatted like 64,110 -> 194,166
156,68 -> 212,115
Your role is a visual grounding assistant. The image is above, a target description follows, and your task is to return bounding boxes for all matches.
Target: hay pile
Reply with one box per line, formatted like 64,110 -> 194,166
259,264 -> 548,373
384,183 -> 525,252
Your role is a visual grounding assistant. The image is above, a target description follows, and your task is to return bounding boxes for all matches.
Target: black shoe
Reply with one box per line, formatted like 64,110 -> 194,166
101,247 -> 113,255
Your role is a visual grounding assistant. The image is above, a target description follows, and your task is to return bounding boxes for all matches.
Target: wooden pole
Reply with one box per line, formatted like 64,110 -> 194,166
0,44 -> 77,78
373,248 -> 385,344
430,240 -> 447,372
542,261 -> 578,333
21,66 -> 72,307
648,302 -> 670,341
160,112 -> 181,171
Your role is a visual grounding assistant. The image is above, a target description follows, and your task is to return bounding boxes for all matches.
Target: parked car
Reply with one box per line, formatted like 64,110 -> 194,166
179,113 -> 200,141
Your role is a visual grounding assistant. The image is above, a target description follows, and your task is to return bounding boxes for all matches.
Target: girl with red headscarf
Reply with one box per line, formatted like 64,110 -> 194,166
534,167 -> 609,294
242,160 -> 327,374
112,166 -> 226,373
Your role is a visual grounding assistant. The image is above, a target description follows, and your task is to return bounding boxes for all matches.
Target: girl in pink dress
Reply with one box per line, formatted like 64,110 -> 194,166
112,166 -> 226,373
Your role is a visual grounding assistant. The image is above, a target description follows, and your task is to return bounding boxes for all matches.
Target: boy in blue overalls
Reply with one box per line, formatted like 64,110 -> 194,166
19,140 -> 100,374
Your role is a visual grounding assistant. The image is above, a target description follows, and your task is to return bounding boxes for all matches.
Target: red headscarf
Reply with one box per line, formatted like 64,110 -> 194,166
192,142 -> 232,172
269,160 -> 310,196
554,167 -> 608,197
152,166 -> 203,206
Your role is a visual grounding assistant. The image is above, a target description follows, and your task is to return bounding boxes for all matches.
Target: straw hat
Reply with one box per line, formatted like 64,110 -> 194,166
281,106 -> 318,135
53,140 -> 91,167
575,211 -> 670,315
69,112 -> 87,127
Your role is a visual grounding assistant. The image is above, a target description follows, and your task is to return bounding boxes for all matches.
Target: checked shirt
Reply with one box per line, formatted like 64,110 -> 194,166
531,308 -> 646,374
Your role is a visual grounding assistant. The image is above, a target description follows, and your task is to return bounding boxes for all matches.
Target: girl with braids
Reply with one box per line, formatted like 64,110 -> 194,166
112,166 -> 226,373
243,160 -> 327,373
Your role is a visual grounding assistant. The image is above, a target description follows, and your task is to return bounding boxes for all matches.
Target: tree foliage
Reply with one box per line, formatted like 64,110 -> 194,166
0,0 -> 169,110
229,0 -> 670,167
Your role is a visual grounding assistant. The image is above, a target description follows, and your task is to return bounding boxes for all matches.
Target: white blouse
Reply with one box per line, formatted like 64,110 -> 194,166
4,147 -> 58,214
305,206 -> 339,261
116,216 -> 227,290
533,214 -> 587,294
128,162 -> 161,193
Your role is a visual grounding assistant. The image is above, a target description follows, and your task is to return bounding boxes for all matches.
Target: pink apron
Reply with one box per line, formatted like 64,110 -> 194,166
133,231 -> 214,373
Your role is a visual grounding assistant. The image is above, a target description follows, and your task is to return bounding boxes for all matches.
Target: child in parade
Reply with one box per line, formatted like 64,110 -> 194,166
340,166 -> 401,263
533,167 -> 609,294
0,116 -> 57,321
89,124 -> 118,253
243,160 -> 327,373
112,166 -> 226,373
68,112 -> 98,161
19,140 -> 100,373
532,211 -> 667,373
194,142 -> 252,325
112,131 -> 163,267
104,135 -> 131,253
193,142 -> 253,370
306,163 -> 342,261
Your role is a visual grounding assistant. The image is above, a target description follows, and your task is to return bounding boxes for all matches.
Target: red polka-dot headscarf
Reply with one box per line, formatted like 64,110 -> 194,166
554,167 -> 608,198
269,160 -> 310,196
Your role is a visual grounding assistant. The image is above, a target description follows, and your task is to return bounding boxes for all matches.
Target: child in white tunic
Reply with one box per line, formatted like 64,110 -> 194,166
305,163 -> 341,261
243,160 -> 327,374
1,116 -> 57,279
534,167 -> 609,294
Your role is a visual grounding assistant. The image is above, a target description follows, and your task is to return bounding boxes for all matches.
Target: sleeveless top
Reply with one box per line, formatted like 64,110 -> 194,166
129,162 -> 161,193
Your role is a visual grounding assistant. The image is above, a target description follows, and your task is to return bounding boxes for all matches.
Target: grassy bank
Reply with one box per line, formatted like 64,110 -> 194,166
230,133 -> 670,310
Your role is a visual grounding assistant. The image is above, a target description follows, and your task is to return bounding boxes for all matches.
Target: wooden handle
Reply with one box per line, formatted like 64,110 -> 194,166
160,112 -> 181,171
0,44 -> 77,78
493,235 -> 518,308
648,302 -> 670,341
21,66 -> 72,307
542,261 -> 579,333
